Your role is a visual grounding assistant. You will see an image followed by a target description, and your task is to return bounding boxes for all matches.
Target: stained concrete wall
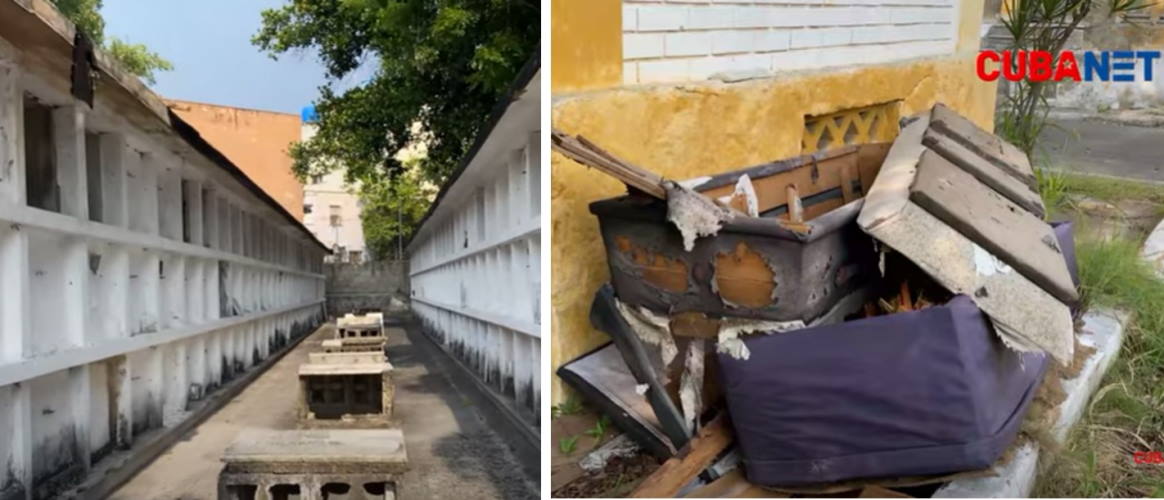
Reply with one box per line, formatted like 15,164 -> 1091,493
408,67 -> 541,419
166,100 -> 305,220
0,1 -> 328,498
550,0 -> 996,403
324,260 -> 408,317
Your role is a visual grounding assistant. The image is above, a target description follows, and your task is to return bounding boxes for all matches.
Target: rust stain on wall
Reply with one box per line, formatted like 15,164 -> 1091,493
615,236 -> 689,293
714,242 -> 776,308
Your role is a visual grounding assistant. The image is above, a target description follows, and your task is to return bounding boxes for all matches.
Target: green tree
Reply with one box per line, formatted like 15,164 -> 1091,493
252,0 -> 538,186
51,0 -> 173,84
255,0 -> 536,259
358,160 -> 435,261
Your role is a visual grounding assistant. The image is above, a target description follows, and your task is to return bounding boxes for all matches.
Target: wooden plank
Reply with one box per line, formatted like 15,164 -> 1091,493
631,413 -> 733,498
910,149 -> 1078,304
700,151 -> 860,215
928,103 -> 1036,188
923,128 -> 1045,218
684,469 -> 780,498
552,129 -> 667,199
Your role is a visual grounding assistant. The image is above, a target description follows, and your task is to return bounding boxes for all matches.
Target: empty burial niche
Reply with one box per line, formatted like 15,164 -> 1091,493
85,132 -> 103,222
224,484 -> 258,500
181,179 -> 192,243
24,95 -> 59,212
321,482 -> 350,499
364,482 -> 393,500
305,374 -> 383,419
269,483 -> 301,500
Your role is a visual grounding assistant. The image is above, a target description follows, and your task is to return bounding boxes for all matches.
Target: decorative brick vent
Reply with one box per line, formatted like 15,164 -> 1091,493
803,102 -> 901,153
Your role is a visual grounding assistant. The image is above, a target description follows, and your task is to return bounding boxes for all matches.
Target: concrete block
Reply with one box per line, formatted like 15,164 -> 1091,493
219,429 -> 407,499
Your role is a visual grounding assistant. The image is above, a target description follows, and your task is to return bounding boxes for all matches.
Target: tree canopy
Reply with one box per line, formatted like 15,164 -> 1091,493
51,0 -> 174,85
253,0 -> 538,258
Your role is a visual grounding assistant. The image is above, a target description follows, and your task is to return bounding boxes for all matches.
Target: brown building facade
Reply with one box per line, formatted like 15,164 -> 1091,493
167,99 -> 305,219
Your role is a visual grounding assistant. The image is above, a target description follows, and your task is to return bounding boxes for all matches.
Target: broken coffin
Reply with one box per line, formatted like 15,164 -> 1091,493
858,104 -> 1076,363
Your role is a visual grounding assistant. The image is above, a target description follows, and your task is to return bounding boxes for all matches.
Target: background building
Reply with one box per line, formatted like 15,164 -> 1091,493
550,0 -> 997,402
301,108 -> 367,264
166,100 -> 305,219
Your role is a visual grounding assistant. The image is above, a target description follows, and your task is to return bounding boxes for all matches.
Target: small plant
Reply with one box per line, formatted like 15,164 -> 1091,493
559,435 -> 579,454
552,397 -> 584,419
1036,166 -> 1068,213
996,0 -> 1150,159
584,415 -> 611,441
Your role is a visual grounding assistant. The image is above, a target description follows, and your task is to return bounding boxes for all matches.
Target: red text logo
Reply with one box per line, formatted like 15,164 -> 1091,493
977,50 -> 1160,82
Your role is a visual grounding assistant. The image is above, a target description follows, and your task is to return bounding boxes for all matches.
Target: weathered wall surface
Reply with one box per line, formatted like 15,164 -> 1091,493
550,0 -> 995,403
167,100 -> 305,219
409,67 -> 541,420
324,261 -> 408,317
0,2 -> 328,497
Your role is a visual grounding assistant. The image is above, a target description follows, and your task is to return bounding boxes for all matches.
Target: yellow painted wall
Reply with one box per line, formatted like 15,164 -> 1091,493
550,0 -> 622,92
549,53 -> 999,403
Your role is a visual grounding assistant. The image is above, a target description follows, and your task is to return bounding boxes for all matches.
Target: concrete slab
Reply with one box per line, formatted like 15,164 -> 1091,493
911,149 -> 1077,304
305,351 -> 389,368
222,428 -> 408,474
929,103 -> 1037,187
922,127 -> 1045,218
858,112 -> 1075,364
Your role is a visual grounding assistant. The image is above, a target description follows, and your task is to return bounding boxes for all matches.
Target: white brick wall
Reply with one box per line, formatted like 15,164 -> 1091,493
622,0 -> 962,85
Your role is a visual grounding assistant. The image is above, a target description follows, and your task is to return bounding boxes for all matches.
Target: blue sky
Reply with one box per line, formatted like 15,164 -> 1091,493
102,0 -> 370,115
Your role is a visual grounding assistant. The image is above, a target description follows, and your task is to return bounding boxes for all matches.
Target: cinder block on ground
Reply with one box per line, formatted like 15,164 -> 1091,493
218,428 -> 407,499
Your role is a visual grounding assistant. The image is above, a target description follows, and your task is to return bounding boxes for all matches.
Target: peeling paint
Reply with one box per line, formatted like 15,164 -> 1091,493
714,242 -> 777,309
614,299 -> 678,366
665,181 -> 732,252
614,236 -> 689,293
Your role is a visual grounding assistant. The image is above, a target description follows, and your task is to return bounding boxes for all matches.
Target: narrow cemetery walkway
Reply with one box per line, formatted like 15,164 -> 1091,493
111,320 -> 537,500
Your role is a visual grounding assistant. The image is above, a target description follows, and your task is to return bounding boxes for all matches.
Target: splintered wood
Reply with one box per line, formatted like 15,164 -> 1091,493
631,414 -> 733,498
552,129 -> 667,199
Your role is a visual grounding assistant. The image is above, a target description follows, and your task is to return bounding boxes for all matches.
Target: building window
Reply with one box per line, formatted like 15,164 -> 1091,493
311,174 -> 324,185
304,203 -> 313,214
329,204 -> 341,227
349,250 -> 362,264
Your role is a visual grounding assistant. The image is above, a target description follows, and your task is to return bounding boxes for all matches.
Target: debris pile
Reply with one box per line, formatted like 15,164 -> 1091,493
553,103 -> 1080,497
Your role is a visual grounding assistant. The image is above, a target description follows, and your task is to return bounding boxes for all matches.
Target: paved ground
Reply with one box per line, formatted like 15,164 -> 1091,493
1039,117 -> 1164,181
111,322 -> 537,500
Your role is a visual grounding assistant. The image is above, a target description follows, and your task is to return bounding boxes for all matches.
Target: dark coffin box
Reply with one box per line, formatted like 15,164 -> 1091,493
589,145 -> 887,323
718,295 -> 1047,486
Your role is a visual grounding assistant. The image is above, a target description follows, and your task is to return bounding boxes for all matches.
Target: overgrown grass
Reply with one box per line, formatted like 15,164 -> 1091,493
1058,173 -> 1164,206
1035,237 -> 1164,497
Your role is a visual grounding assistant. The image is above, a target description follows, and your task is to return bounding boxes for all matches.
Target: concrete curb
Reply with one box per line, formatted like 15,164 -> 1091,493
933,308 -> 1128,497
934,212 -> 1164,497
61,323 -> 322,500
